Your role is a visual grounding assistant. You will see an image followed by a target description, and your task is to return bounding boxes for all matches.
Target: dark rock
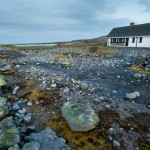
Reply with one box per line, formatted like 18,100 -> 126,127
27,127 -> 70,150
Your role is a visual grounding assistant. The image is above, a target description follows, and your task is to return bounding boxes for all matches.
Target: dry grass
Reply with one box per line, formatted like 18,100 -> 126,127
0,45 -> 18,51
0,69 -> 16,75
0,53 -> 15,59
129,65 -> 150,75
23,89 -> 61,105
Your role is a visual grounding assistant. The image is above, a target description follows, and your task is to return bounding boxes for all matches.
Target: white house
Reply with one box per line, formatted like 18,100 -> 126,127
107,23 -> 150,48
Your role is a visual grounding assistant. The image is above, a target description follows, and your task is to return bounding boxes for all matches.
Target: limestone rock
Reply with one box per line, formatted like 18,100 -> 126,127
27,127 -> 70,150
125,92 -> 140,99
0,117 -> 20,149
61,101 -> 99,131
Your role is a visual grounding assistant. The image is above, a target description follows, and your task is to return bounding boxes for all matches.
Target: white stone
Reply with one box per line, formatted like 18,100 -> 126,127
51,83 -> 57,88
125,91 -> 140,99
113,140 -> 120,148
134,91 -> 140,97
18,108 -> 27,114
125,93 -> 136,99
105,105 -> 111,109
27,102 -> 32,106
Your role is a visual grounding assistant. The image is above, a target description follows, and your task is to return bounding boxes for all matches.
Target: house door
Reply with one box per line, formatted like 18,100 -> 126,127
125,38 -> 129,46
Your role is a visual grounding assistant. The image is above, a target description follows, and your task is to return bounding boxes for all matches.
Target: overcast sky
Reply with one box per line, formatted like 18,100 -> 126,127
0,0 -> 150,44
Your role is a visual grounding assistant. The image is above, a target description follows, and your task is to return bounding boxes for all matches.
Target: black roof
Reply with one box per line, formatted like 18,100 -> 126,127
107,23 -> 150,37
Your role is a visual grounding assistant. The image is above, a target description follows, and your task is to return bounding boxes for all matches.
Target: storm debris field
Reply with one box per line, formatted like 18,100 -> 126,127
0,43 -> 150,150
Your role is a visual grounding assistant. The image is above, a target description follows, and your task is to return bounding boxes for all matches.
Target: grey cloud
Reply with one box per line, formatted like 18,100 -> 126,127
139,0 -> 150,11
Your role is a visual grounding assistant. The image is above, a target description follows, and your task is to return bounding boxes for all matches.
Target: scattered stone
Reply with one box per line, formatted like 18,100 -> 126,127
133,73 -> 142,79
27,127 -> 70,150
15,65 -> 20,68
134,91 -> 140,97
12,105 -> 20,111
105,105 -> 111,109
22,141 -> 40,150
117,75 -> 121,78
51,83 -> 57,88
18,108 -> 27,114
24,115 -> 32,123
0,75 -> 7,87
113,140 -> 120,148
145,68 -> 150,72
13,86 -> 19,95
79,82 -> 88,90
125,91 -> 140,99
27,126 -> 36,132
61,101 -> 99,131
0,117 -> 20,149
27,101 -> 32,106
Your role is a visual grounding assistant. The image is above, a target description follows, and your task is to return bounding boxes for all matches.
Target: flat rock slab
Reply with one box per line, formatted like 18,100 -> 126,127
61,101 -> 100,131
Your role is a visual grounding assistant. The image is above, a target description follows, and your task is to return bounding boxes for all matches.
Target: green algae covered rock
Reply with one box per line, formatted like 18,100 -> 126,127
61,101 -> 99,131
0,117 -> 20,149
0,97 -> 9,118
0,75 -> 7,87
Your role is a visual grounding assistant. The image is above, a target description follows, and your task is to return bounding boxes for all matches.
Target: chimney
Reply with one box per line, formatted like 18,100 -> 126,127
130,22 -> 135,26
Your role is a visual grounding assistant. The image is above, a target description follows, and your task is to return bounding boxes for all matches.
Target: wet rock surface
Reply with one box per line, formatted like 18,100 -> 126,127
0,46 -> 150,149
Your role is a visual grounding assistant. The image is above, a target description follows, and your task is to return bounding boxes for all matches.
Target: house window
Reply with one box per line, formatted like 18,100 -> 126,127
119,38 -> 123,43
113,38 -> 116,43
132,37 -> 135,43
139,37 -> 142,43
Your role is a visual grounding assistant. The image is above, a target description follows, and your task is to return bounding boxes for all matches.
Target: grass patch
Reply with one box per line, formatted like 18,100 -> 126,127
129,65 -> 150,75
0,45 -> 18,51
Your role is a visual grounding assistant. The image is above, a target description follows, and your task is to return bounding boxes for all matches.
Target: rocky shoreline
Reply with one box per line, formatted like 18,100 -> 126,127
0,46 -> 150,150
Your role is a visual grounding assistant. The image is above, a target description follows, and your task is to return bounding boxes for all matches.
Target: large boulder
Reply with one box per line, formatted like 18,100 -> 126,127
0,97 -> 9,118
61,101 -> 99,131
0,117 -> 20,150
0,75 -> 7,87
27,127 -> 70,150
